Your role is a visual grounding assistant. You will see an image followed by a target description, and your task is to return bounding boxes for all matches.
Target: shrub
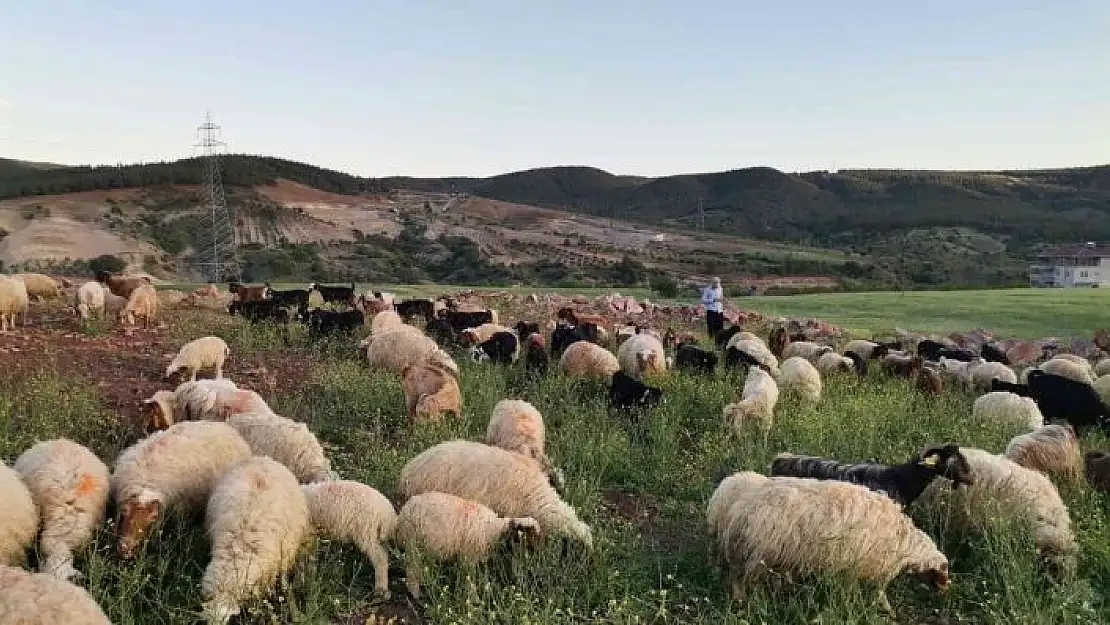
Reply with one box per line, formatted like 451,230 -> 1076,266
88,254 -> 127,274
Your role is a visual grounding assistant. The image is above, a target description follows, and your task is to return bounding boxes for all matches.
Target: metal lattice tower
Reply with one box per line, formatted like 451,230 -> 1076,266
193,112 -> 240,283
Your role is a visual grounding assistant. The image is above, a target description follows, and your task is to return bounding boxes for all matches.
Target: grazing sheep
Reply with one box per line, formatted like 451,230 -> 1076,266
722,366 -> 779,435
1041,357 -> 1095,385
717,475 -> 950,612
0,461 -> 38,567
980,343 -> 1011,364
362,325 -> 455,375
301,480 -> 396,597
0,565 -> 112,624
843,339 -> 889,361
95,271 -> 152,299
15,273 -> 61,300
782,341 -> 833,364
13,440 -> 110,581
459,323 -> 512,346
705,471 -> 768,566
1004,424 -> 1083,480
119,283 -> 159,328
914,366 -> 944,395
112,421 -> 252,559
74,281 -> 106,321
617,333 -> 667,380
609,370 -> 665,410
559,341 -> 620,381
202,457 -> 309,625
470,331 -> 520,364
395,492 -> 540,599
770,444 -> 974,507
401,356 -> 462,423
920,447 -> 1077,578
1025,370 -> 1109,433
227,412 -> 337,483
443,310 -> 498,334
971,392 -> 1044,431
968,359 -> 1018,390
1085,451 -> 1110,492
1093,374 -> 1110,406
486,399 -> 548,467
776,356 -> 822,403
817,351 -> 868,376
675,343 -> 718,374
165,336 -> 229,382
143,378 -> 274,430
0,274 -> 30,332
1094,359 -> 1110,378
370,309 -> 405,336
399,440 -> 592,548
725,335 -> 779,375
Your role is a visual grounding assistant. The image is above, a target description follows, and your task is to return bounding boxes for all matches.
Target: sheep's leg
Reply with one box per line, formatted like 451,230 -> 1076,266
363,540 -> 391,598
214,363 -> 223,379
404,561 -> 423,599
876,589 -> 894,616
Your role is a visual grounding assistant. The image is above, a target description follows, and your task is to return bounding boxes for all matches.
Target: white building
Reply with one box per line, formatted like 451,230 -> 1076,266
1029,242 -> 1110,287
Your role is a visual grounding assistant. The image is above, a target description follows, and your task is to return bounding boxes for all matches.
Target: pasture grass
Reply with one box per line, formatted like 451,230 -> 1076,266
1,311 -> 1109,624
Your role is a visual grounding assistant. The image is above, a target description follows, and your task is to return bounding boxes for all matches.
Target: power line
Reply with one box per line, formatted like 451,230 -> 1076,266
192,112 -> 240,283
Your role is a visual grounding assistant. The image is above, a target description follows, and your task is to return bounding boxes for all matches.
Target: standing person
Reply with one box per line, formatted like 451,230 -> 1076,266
701,277 -> 725,336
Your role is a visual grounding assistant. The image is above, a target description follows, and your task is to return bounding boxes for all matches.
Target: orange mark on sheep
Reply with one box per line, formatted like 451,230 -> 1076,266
74,473 -> 102,496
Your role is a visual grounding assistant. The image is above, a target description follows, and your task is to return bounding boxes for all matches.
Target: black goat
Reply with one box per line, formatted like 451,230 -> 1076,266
845,351 -> 869,376
714,325 -> 744,349
1026,371 -> 1109,432
770,444 -> 975,507
425,317 -> 457,346
266,286 -> 311,309
523,333 -> 548,372
302,308 -> 365,336
228,300 -> 294,324
514,321 -> 541,338
918,339 -> 976,362
470,332 -> 519,365
550,323 -> 600,357
308,282 -> 356,305
609,371 -> 664,410
396,298 -> 436,322
443,310 -> 496,334
980,343 -> 1010,364
675,344 -> 718,374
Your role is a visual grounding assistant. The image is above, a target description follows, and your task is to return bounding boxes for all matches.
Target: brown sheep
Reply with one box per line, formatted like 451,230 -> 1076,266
95,271 -> 152,299
14,273 -> 61,300
914,366 -> 943,394
767,327 -> 789,358
401,357 -> 462,423
119,284 -> 159,329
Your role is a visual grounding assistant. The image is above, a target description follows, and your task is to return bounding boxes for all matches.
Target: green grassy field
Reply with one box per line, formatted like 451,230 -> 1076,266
1,305 -> 1108,624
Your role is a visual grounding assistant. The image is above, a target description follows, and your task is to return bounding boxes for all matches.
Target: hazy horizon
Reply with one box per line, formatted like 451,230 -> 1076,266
2,1 -> 1108,178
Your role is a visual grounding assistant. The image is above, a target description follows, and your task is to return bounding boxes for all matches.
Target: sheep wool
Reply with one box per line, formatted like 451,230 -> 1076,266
362,325 -> 443,375
1040,357 -> 1094,385
111,421 -> 252,559
399,440 -> 592,549
202,457 -> 309,625
119,284 -> 159,328
971,392 -> 1044,432
777,356 -> 822,403
1094,358 -> 1110,379
165,336 -> 229,381
723,366 -> 779,435
719,474 -> 949,610
14,273 -> 60,300
370,309 -> 404,336
401,357 -> 462,423
395,492 -> 540,598
1004,424 -> 1083,481
726,335 -> 780,375
74,281 -> 106,321
843,339 -> 881,360
227,411 -> 336,483
301,480 -> 396,596
0,462 -> 38,567
782,341 -> 833,364
163,378 -> 273,427
0,565 -> 111,624
817,351 -> 854,375
13,439 -> 110,581
559,341 -> 620,381
920,447 -> 1077,576
617,333 -> 667,380
0,275 -> 30,332
706,472 -> 768,564
1093,374 -> 1110,407
486,399 -> 551,472
461,323 -> 513,345
968,360 -> 1018,390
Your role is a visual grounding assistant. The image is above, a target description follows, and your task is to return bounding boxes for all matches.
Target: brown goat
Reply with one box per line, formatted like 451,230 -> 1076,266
228,281 -> 268,303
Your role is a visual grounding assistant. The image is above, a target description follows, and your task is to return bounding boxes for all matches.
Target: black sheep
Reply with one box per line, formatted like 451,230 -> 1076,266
980,343 -> 1010,364
550,323 -> 600,357
396,298 -> 436,323
1025,370 -> 1109,432
609,371 -> 664,410
470,332 -> 519,365
770,444 -> 975,507
303,308 -> 365,336
845,351 -> 869,376
308,282 -> 356,305
675,344 -> 718,374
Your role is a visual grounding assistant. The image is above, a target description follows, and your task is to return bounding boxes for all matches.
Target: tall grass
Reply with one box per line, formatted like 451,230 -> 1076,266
0,317 -> 1107,624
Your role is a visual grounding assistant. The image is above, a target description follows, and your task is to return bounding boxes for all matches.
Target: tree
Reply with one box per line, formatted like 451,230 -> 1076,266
88,254 -> 127,274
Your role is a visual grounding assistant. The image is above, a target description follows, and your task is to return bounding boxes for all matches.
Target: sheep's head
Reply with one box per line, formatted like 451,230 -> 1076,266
920,444 -> 974,488
117,493 -> 162,559
910,557 -> 950,592
501,518 -> 542,553
142,392 -> 175,431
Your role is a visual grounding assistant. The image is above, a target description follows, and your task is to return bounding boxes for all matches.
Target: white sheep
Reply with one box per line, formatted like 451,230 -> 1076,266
971,392 -> 1044,432
920,447 -> 1077,577
202,456 -> 310,625
227,411 -> 337,483
776,356 -> 822,403
486,399 -> 548,466
722,366 -> 779,435
0,274 -> 30,332
395,492 -> 540,599
0,461 -> 38,567
74,281 -> 106,321
111,420 -> 252,559
968,359 -> 1018,390
301,480 -> 396,597
843,339 -> 882,360
13,439 -> 110,581
733,331 -> 764,345
1004,424 -> 1083,481
782,341 -> 833,363
938,356 -> 975,385
14,273 -> 60,300
399,440 -> 592,548
165,336 -> 229,381
143,378 -> 274,430
0,565 -> 112,624
1093,374 -> 1110,406
1050,352 -> 1094,374
119,283 -> 159,328
558,341 -> 620,381
1040,357 -> 1095,385
370,309 -> 404,336
1094,358 -> 1110,378
726,335 -> 780,375
705,471 -> 767,565
717,474 -> 950,612
816,351 -> 858,375
616,333 -> 667,380
362,325 -> 454,375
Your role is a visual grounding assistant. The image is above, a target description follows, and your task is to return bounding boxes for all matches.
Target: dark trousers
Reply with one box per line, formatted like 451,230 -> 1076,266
706,310 -> 724,337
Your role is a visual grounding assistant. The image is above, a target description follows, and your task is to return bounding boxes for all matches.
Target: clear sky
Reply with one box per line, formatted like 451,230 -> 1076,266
1,0 -> 1108,177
